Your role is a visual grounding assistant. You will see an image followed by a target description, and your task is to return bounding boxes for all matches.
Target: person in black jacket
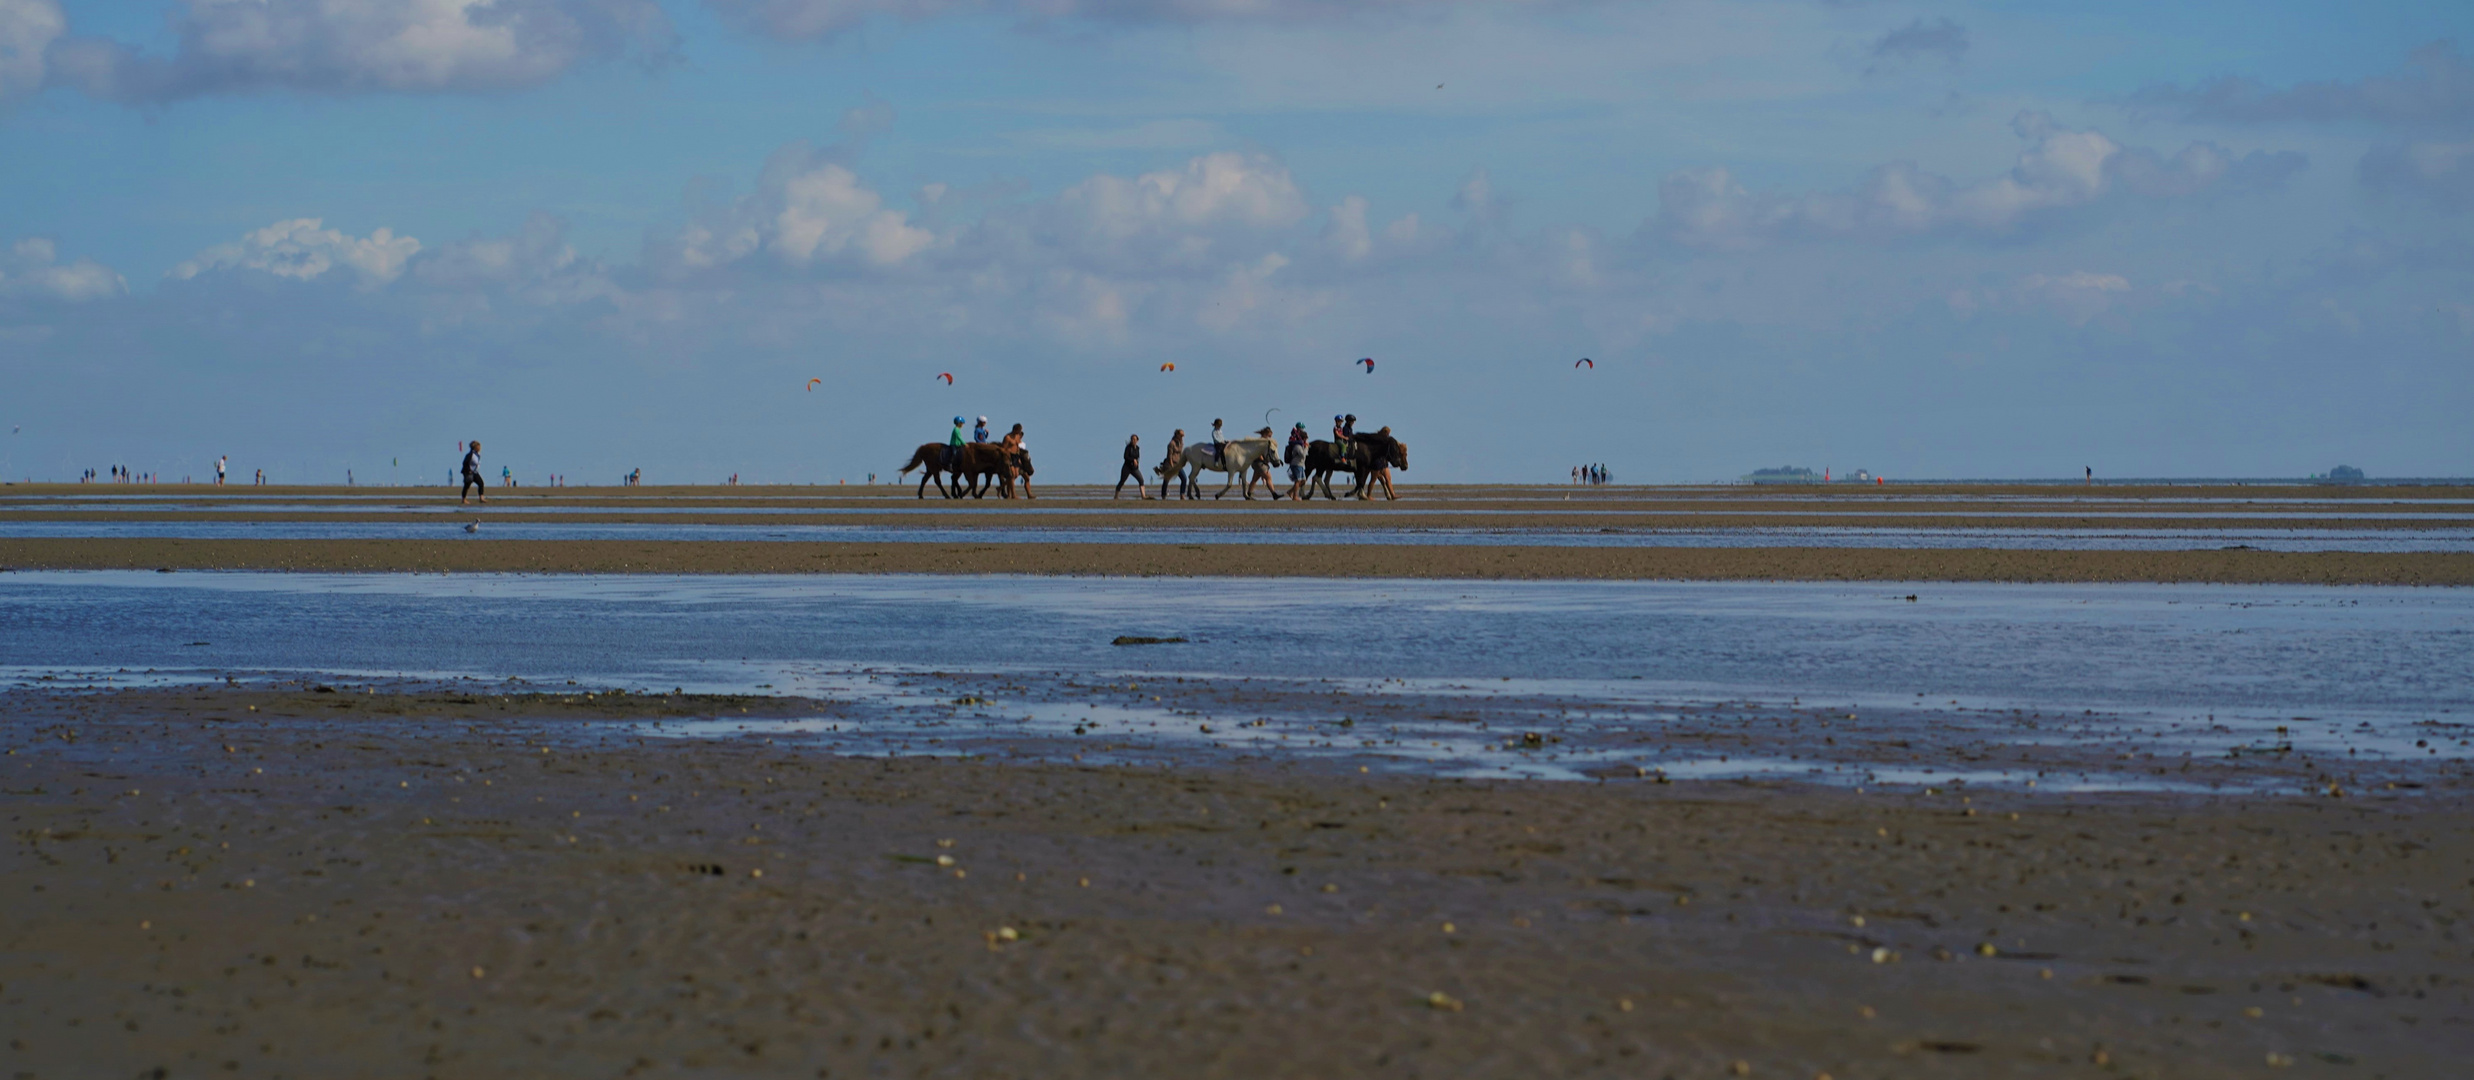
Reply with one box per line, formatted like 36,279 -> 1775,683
1115,434 -> 1149,499
459,441 -> 488,505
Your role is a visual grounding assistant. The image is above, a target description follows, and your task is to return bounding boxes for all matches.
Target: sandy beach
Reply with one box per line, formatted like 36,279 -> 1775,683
4,687 -> 2466,1078
5,483 -> 2468,1077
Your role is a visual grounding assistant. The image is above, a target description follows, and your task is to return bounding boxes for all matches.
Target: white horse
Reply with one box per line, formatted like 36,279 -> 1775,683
1176,435 -> 1283,500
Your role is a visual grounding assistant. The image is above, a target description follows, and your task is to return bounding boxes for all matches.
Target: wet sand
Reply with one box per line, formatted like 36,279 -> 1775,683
3,688 -> 2465,1078
4,536 -> 2470,584
10,482 -> 2470,582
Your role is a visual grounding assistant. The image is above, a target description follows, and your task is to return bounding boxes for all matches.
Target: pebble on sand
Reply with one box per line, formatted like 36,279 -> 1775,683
1425,991 -> 1463,1012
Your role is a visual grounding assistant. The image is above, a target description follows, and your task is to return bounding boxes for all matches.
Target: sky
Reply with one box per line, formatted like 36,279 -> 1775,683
0,0 -> 2469,485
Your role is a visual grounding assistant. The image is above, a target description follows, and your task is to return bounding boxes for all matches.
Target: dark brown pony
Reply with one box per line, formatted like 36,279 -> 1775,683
896,443 -> 960,498
897,443 -> 1032,499
1301,430 -> 1407,500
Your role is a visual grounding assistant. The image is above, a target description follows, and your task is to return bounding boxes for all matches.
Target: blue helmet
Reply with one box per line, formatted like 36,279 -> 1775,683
953,416 -> 965,425
1334,414 -> 1345,423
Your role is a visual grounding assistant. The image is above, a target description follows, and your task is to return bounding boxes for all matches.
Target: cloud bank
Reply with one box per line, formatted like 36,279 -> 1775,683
1650,111 -> 2305,250
43,0 -> 676,103
0,236 -> 123,301
2126,42 -> 2474,126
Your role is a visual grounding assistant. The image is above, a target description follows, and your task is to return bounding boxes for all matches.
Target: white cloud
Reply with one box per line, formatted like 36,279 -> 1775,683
657,145 -> 935,273
1652,111 -> 2305,250
0,236 -> 125,301
0,0 -> 63,105
2359,139 -> 2474,212
171,218 -> 422,288
47,0 -> 675,103
1323,195 -> 1372,260
2019,270 -> 2130,325
1049,151 -> 1307,240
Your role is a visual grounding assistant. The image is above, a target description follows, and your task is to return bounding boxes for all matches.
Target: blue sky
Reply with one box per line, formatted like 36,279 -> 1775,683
1,0 -> 2469,484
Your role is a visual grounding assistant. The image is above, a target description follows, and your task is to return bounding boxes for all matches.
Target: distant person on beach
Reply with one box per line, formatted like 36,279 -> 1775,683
216,456 -> 226,485
1116,434 -> 1147,499
461,441 -> 487,505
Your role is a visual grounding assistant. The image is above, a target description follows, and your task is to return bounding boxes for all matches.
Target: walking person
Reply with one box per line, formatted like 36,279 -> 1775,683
1157,428 -> 1187,500
1115,434 -> 1148,498
216,456 -> 226,486
460,441 -> 488,505
1283,423 -> 1310,500
996,424 -> 1036,498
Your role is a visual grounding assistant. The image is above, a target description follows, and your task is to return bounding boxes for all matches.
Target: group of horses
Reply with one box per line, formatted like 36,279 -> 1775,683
895,442 -> 1037,499
893,426 -> 1407,500
1156,427 -> 1407,501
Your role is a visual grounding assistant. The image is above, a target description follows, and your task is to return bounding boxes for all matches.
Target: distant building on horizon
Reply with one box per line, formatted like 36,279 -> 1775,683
2321,465 -> 2366,483
1742,466 -> 1820,484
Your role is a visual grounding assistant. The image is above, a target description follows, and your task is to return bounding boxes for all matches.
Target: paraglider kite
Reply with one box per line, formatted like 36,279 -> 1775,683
1575,358 -> 1593,369
934,372 -> 954,385
1356,357 -> 1375,373
806,377 -> 823,391
1160,362 -> 1176,372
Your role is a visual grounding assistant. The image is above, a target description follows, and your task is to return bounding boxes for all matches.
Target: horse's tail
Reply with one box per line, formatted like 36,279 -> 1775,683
897,445 -> 933,476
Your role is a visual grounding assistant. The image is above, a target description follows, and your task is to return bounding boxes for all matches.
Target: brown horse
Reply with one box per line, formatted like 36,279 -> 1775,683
896,443 -> 1031,499
896,443 -> 960,498
1301,429 -> 1407,500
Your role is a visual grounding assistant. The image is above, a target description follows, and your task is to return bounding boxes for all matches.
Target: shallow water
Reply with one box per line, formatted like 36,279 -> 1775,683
3,571 -> 2466,790
2,519 -> 2469,552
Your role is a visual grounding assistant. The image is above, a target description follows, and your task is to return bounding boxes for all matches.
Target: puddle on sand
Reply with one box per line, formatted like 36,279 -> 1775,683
3,572 -> 2468,792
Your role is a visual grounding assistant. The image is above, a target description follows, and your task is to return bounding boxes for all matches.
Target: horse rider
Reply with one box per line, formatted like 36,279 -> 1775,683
1331,414 -> 1350,458
973,416 -> 991,444
1116,434 -> 1148,499
944,416 -> 966,471
1208,418 -> 1226,464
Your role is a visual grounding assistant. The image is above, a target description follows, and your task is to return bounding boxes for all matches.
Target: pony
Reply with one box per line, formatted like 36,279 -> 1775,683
1302,428 -> 1408,500
1174,432 -> 1284,500
896,443 -> 1032,499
